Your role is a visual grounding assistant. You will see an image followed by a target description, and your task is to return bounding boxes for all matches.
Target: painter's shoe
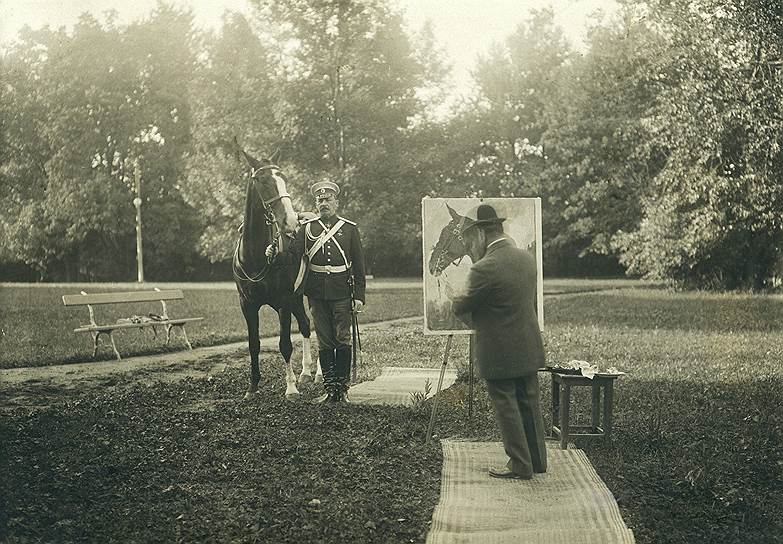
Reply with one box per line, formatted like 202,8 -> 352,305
488,467 -> 532,480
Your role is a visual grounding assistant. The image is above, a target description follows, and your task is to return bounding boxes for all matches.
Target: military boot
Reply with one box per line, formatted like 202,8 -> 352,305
335,346 -> 352,403
314,349 -> 339,404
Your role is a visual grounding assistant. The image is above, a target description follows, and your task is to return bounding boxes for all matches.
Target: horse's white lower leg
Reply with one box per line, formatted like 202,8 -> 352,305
284,359 -> 300,398
313,342 -> 323,384
298,337 -> 314,384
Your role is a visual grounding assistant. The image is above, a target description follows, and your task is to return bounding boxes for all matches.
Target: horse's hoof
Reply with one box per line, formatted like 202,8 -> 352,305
243,389 -> 259,400
298,374 -> 313,385
285,391 -> 301,401
314,374 -> 324,385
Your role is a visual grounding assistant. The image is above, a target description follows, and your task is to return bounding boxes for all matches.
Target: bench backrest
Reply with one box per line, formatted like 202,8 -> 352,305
62,290 -> 184,306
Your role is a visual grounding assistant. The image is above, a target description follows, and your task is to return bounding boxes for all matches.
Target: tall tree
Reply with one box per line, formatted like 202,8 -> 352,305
538,7 -> 665,273
181,12 -> 285,263
244,0 -> 447,274
440,9 -> 572,200
0,4 -> 201,280
613,0 -> 783,288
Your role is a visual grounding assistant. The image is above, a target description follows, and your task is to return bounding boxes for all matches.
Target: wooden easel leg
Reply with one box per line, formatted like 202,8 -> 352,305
91,332 -> 100,358
426,334 -> 454,445
165,324 -> 172,345
468,334 -> 474,425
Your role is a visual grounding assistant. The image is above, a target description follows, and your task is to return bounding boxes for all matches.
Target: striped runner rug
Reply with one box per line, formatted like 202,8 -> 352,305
350,366 -> 458,406
427,440 -> 635,544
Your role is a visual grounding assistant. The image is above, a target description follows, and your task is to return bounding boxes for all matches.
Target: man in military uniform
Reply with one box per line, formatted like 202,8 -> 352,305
267,179 -> 365,403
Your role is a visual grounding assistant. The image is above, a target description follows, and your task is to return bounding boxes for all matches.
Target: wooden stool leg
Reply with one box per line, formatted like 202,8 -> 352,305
591,383 -> 601,432
165,324 -> 172,345
559,383 -> 570,449
551,375 -> 560,436
603,380 -> 614,442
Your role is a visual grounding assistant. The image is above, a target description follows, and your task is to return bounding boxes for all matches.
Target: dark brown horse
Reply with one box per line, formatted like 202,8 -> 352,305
233,145 -> 320,399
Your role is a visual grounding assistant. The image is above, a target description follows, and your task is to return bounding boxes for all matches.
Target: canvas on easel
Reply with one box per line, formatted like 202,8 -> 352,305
421,197 -> 544,334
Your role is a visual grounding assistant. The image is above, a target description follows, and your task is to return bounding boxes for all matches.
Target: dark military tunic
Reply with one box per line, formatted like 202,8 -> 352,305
275,215 -> 366,303
275,215 -> 365,352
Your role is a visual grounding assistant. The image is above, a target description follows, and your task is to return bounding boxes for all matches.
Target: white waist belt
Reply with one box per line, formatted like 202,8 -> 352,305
309,263 -> 350,274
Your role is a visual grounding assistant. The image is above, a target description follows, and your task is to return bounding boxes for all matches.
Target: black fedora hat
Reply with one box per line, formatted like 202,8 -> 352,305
471,204 -> 506,227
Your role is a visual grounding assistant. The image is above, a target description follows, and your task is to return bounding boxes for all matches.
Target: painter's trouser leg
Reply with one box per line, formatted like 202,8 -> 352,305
486,373 -> 548,477
515,373 -> 547,473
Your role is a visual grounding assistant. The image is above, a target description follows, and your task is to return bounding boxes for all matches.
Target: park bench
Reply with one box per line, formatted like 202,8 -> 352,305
62,289 -> 203,361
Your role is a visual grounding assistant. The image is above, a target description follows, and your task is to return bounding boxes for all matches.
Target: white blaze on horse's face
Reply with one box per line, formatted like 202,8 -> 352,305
271,170 -> 298,234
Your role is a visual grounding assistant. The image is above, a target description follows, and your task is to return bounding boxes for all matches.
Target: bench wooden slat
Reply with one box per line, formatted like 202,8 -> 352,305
73,317 -> 204,333
62,290 -> 185,306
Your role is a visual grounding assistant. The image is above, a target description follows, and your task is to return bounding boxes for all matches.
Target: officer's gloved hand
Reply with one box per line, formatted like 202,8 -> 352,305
353,300 -> 364,313
265,244 -> 277,258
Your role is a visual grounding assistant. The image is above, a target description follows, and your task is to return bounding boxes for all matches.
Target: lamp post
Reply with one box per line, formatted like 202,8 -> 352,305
133,163 -> 144,283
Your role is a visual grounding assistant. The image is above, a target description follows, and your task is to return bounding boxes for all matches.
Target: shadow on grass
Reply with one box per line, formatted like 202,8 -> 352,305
0,366 -> 443,543
547,291 -> 783,333
430,373 -> 782,544
576,376 -> 783,544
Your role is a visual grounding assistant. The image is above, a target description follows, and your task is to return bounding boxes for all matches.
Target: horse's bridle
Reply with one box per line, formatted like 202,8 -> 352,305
251,164 -> 293,239
233,164 -> 292,284
251,164 -> 292,207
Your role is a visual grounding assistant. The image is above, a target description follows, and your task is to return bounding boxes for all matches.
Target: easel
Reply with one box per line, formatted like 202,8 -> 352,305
468,334 -> 474,425
425,334 -> 476,445
426,335 -> 453,445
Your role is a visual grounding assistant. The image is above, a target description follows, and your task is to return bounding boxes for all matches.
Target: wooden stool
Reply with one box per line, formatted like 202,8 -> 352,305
548,372 -> 619,450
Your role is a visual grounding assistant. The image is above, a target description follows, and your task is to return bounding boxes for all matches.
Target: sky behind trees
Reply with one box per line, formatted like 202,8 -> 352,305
0,0 -> 617,98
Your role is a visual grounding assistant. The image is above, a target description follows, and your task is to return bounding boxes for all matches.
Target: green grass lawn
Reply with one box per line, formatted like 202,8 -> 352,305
0,277 -> 650,369
543,277 -> 664,294
0,284 -> 424,369
2,282 -> 781,542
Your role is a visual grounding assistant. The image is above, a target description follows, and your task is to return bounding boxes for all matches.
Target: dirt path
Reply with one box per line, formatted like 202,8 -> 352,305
0,317 -> 421,410
1,288 -> 626,410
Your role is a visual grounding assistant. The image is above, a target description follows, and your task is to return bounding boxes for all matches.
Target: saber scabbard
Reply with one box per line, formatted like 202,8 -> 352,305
351,307 -> 361,381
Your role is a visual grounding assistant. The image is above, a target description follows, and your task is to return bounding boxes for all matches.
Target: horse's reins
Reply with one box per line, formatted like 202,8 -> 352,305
233,165 -> 292,283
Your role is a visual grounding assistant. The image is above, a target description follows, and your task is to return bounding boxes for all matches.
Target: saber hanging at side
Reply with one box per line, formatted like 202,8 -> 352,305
350,276 -> 362,381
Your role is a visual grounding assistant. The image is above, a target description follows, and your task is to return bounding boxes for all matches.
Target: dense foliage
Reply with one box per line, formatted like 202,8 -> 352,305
2,0 -> 782,287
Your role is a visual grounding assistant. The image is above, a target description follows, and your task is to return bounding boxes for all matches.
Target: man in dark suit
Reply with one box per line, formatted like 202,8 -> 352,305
267,180 -> 365,403
452,204 -> 547,479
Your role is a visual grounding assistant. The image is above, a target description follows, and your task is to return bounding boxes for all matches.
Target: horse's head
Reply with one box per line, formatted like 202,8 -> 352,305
237,144 -> 298,235
428,204 -> 476,276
